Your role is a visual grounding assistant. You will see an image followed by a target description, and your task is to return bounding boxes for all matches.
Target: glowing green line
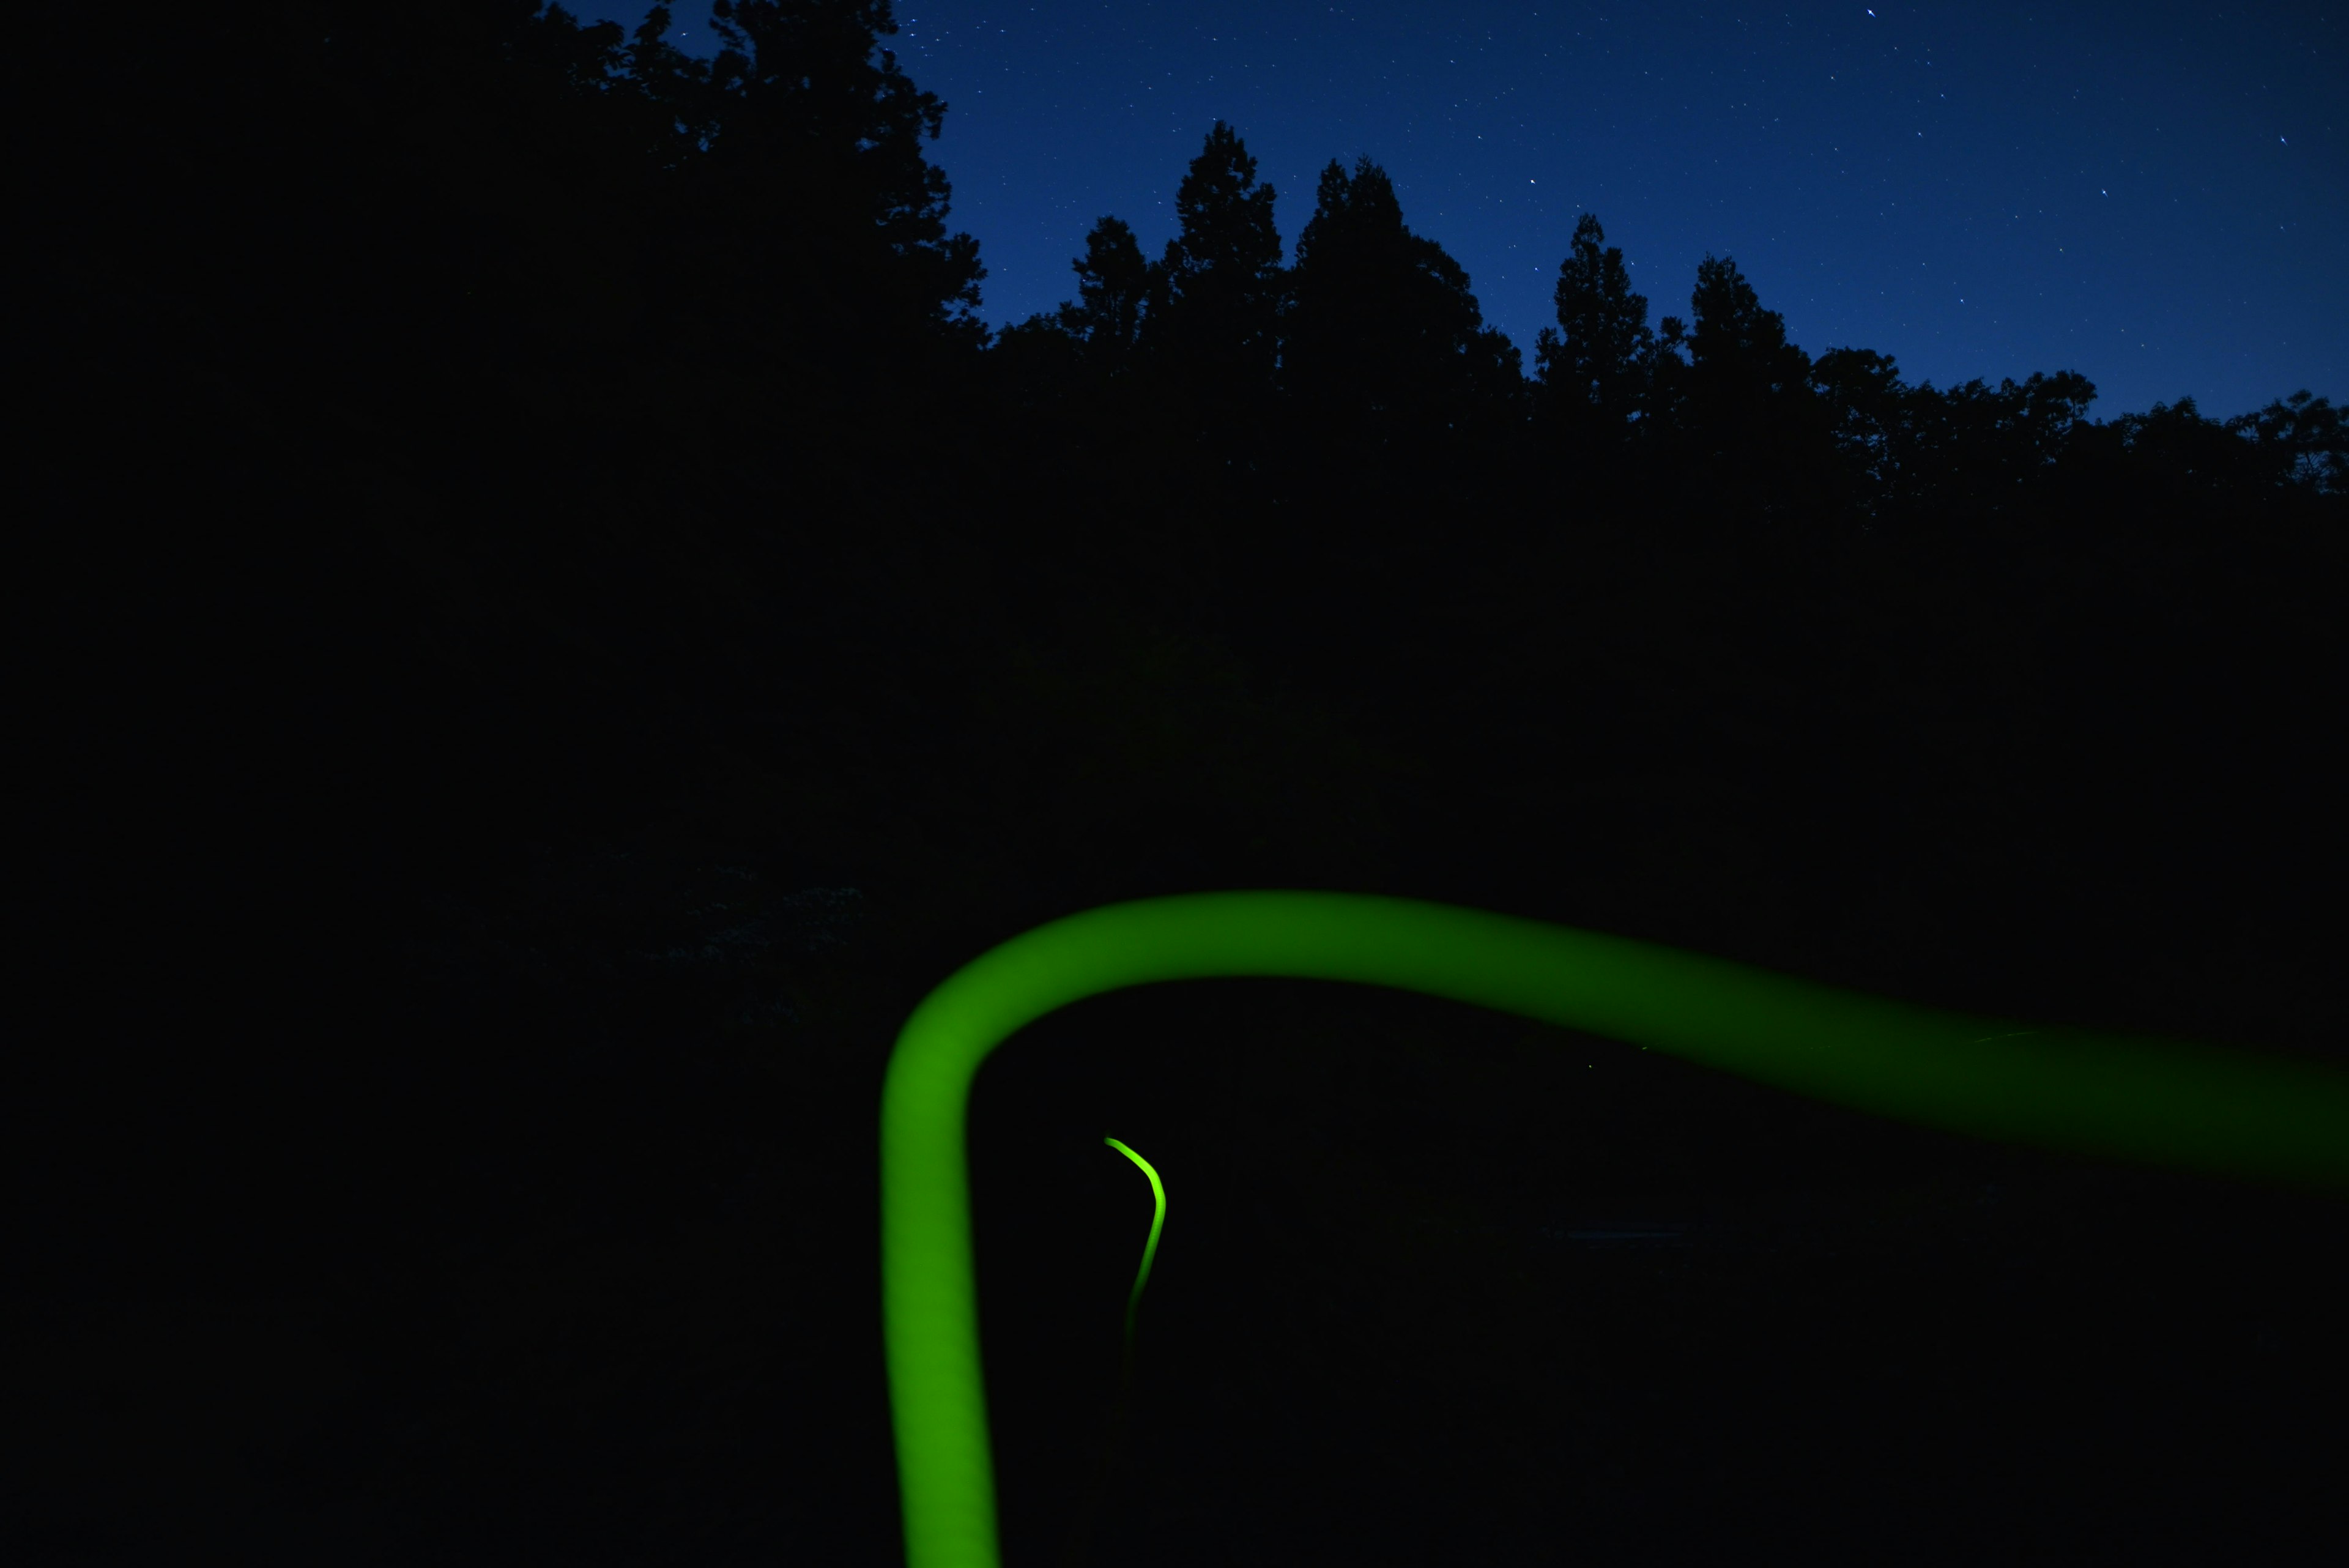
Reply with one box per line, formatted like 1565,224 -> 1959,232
1061,1138 -> 1167,1568
879,890 -> 2349,1568
1102,1137 -> 1165,1350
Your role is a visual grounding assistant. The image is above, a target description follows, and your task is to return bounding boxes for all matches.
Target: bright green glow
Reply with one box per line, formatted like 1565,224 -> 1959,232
880,890 -> 2349,1568
1102,1137 -> 1166,1351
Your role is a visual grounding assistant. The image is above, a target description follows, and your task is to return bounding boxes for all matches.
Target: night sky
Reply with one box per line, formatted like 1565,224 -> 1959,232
585,1 -> 2341,424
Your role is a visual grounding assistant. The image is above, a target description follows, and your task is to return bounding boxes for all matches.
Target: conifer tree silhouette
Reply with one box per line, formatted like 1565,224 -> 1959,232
1282,155 -> 1526,478
1055,215 -> 1153,377
1533,214 -> 1659,461
1670,253 -> 1836,522
1137,121 -> 1288,466
646,0 -> 990,417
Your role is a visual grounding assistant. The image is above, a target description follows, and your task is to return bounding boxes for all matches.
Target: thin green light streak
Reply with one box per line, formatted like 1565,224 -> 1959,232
1102,1137 -> 1165,1353
1061,1138 -> 1166,1568
880,890 -> 2349,1568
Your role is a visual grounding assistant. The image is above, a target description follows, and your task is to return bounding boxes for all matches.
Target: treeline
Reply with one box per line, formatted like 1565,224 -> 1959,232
990,144 -> 2349,526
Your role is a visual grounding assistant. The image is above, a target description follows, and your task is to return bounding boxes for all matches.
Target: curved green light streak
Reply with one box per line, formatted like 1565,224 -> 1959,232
1102,1137 -> 1165,1351
880,890 -> 2349,1568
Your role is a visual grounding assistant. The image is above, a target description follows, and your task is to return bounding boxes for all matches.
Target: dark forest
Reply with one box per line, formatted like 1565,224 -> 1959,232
12,2 -> 2347,1562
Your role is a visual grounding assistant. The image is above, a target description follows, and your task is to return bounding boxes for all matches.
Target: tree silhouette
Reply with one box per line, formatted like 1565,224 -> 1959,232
982,214 -> 1159,428
1136,121 -> 1288,463
1660,253 -> 1842,523
2229,389 -> 2349,494
1532,213 -> 1659,463
1806,346 -> 1912,521
1281,155 -> 1528,479
1888,370 -> 2099,524
1685,253 -> 1813,394
641,0 -> 990,412
1056,215 -> 1154,376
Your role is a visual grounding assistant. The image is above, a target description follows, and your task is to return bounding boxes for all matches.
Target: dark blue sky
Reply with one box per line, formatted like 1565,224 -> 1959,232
584,2 -> 2343,423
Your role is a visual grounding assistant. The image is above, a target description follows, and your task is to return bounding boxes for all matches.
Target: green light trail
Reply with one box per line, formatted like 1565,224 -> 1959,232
880,890 -> 2349,1568
1102,1137 -> 1165,1353
1058,1137 -> 1166,1568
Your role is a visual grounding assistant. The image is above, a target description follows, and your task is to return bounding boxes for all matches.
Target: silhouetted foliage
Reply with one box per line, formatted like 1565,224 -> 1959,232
2231,388 -> 2349,494
1281,155 -> 1529,474
647,0 -> 989,386
982,216 -> 1151,416
1806,345 -> 1912,516
1893,369 -> 2102,523
1647,252 -> 1845,523
1058,215 -> 1154,377
1533,213 -> 1660,464
1135,121 -> 1288,461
